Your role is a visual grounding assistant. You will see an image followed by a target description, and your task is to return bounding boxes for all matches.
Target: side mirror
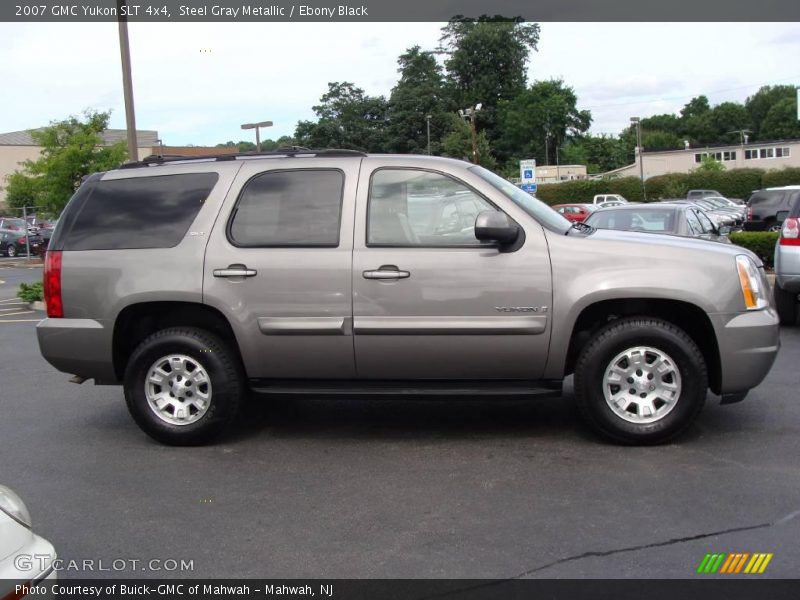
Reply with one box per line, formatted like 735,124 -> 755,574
718,225 -> 731,236
475,211 -> 519,244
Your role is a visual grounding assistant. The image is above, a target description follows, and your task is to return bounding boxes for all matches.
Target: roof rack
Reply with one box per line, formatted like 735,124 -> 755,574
119,148 -> 367,169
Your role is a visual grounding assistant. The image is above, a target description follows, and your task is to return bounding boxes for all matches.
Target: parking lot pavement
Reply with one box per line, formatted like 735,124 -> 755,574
0,263 -> 40,321
1,265 -> 799,580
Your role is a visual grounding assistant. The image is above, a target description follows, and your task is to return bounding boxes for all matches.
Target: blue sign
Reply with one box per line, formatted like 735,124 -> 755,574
523,169 -> 533,179
520,183 -> 537,194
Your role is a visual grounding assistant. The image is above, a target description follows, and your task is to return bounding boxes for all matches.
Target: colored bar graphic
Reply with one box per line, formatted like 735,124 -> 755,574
698,552 -> 773,574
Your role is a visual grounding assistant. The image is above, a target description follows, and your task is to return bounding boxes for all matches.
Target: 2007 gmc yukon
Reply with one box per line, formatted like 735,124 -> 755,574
37,150 -> 780,445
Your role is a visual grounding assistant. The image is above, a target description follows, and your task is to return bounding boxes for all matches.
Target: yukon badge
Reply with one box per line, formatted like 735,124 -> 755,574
495,306 -> 548,313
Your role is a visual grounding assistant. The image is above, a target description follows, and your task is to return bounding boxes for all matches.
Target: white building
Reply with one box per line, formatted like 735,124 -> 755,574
603,138 -> 800,180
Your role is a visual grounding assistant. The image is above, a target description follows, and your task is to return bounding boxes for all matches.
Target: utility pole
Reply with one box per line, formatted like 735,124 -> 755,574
117,0 -> 138,162
631,117 -> 646,201
426,114 -> 432,155
459,104 -> 482,164
241,121 -> 273,152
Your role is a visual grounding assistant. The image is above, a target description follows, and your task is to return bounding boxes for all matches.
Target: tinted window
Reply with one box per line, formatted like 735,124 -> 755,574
368,169 -> 496,246
229,170 -> 343,247
587,208 -> 676,233
749,191 -> 787,207
56,173 -> 217,251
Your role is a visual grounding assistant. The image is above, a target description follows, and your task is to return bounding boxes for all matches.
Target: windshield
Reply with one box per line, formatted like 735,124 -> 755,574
469,166 -> 571,233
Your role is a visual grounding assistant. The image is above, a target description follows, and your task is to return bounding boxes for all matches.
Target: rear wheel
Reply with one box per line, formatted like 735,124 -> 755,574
775,283 -> 799,326
123,327 -> 245,445
6,245 -> 16,257
574,317 -> 707,445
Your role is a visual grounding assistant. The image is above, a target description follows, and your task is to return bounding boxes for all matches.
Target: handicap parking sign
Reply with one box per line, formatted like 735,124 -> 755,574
523,169 -> 533,179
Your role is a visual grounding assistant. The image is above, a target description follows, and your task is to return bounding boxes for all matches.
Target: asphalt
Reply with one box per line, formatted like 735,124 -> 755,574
1,265 -> 799,580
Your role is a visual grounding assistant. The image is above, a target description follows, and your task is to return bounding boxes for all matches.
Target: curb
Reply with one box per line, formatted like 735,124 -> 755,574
29,301 -> 46,311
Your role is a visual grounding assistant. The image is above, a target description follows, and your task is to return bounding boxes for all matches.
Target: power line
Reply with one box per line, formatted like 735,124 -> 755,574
580,75 -> 800,111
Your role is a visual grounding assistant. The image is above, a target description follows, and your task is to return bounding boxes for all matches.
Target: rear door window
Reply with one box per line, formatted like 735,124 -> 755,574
53,173 -> 218,251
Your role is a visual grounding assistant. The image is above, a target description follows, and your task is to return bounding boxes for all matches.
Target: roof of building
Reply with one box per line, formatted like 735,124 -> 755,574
644,138 -> 800,155
0,128 -> 159,147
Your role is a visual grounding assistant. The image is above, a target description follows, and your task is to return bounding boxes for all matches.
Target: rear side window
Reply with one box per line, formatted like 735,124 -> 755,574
54,173 -> 218,251
748,191 -> 785,206
228,169 -> 344,247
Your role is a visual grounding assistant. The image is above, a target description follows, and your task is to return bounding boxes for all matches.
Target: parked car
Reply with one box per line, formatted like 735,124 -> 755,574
687,189 -> 723,200
744,186 -> 800,232
774,194 -> 800,325
596,200 -> 626,209
37,151 -> 778,446
0,217 -> 28,233
0,485 -> 57,588
584,203 -> 731,244
669,199 -> 741,229
0,231 -> 47,257
551,203 -> 597,223
593,194 -> 627,205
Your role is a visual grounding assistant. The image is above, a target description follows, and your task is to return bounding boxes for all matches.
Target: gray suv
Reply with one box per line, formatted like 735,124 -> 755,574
774,188 -> 800,325
37,150 -> 780,446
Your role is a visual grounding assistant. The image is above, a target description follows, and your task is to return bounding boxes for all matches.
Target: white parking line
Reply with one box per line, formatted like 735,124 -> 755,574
0,310 -> 34,317
0,307 -> 28,312
0,298 -> 20,303
0,318 -> 40,323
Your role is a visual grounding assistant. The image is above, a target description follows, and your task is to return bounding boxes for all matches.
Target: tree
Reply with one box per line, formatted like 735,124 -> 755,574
386,46 -> 451,155
759,97 -> 800,140
696,154 -> 725,173
745,85 -> 797,139
496,79 -> 591,169
439,16 -> 540,155
3,110 -> 126,213
441,113 -> 496,169
294,82 -> 389,152
707,102 -> 750,145
559,135 -> 630,174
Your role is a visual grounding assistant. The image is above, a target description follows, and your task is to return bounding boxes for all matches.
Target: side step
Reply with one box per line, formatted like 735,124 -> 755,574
249,379 -> 563,398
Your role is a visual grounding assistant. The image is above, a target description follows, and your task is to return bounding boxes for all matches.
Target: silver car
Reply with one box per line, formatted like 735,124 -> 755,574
37,151 -> 779,446
774,197 -> 800,325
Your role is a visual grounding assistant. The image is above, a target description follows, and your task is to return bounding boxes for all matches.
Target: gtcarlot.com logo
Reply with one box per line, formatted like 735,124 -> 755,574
696,552 -> 773,574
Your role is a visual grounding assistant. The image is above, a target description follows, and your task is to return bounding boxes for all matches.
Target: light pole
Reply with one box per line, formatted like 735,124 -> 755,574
458,104 -> 482,164
426,114 -> 432,155
240,120 -> 273,152
117,0 -> 138,162
631,117 -> 646,201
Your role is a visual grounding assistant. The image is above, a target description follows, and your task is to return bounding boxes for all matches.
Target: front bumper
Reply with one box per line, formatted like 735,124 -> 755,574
36,318 -> 116,382
710,308 -> 780,395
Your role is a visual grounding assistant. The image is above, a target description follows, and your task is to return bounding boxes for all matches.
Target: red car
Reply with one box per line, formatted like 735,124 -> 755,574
551,203 -> 597,223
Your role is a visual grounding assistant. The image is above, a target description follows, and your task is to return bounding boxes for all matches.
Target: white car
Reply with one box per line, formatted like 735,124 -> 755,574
593,194 -> 628,205
0,486 -> 57,595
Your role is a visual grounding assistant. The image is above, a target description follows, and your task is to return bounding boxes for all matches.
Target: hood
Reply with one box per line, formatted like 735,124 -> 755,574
584,227 -> 761,265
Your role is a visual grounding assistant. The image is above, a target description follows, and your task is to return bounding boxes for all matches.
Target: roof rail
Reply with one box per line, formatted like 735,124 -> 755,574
119,148 -> 367,169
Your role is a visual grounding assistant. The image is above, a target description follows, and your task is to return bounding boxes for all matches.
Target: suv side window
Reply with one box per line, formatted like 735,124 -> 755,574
56,173 -> 218,251
229,169 -> 344,247
367,169 -> 496,246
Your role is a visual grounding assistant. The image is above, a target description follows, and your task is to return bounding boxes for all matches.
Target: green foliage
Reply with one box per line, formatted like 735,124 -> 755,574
497,79 -> 592,170
745,85 -> 798,138
646,168 -> 765,200
439,17 -> 540,155
535,177 -> 644,205
695,154 -> 725,173
762,167 -> 800,188
729,232 -> 779,269
759,96 -> 800,140
295,82 -> 389,152
17,282 -> 43,303
441,114 -> 497,170
3,110 -> 126,213
387,46 -> 451,155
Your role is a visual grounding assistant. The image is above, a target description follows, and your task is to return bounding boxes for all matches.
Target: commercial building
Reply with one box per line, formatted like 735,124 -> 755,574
536,164 -> 587,184
0,128 -> 159,209
602,138 -> 800,180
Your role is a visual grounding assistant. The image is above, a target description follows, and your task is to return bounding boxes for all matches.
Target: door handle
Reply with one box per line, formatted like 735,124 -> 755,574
363,265 -> 410,280
213,264 -> 257,278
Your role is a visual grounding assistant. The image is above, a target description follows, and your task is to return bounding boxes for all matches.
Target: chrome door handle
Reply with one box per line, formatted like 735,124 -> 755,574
363,266 -> 410,280
213,264 -> 257,278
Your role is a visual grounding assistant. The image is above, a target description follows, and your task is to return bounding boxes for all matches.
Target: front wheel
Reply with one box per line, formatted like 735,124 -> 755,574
6,245 -> 16,257
123,327 -> 245,445
574,317 -> 707,445
775,283 -> 799,326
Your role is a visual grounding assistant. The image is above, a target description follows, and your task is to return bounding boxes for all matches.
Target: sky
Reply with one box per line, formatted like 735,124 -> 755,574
0,21 -> 798,146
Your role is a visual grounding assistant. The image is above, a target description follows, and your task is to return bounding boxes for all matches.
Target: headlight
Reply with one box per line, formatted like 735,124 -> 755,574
0,485 -> 32,528
736,255 -> 769,310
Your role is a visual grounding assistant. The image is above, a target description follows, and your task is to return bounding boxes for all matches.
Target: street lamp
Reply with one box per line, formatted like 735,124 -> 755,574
631,117 -> 646,201
426,114 -> 432,155
458,103 -> 482,164
240,120 -> 273,152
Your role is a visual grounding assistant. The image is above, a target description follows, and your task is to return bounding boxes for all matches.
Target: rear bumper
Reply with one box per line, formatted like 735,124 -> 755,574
775,244 -> 800,293
36,318 -> 116,381
711,308 -> 780,395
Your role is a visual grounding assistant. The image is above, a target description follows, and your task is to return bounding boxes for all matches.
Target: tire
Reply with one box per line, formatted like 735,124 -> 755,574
774,283 -> 799,326
123,327 -> 245,445
767,221 -> 781,233
574,317 -> 707,445
6,245 -> 16,257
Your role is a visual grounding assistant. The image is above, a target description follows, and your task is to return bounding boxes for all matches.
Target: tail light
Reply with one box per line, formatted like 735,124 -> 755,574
780,217 -> 800,246
43,251 -> 63,318
745,206 -> 753,221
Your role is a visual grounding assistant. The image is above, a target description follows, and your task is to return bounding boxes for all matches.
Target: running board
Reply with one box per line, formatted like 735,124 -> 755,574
249,379 -> 563,397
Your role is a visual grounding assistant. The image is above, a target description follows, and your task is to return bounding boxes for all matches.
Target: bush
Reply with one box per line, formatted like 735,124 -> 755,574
17,281 -> 44,303
729,232 -> 779,269
762,167 -> 800,189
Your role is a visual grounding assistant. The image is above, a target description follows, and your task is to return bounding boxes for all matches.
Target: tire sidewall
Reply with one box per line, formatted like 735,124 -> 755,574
124,328 -> 242,445
576,320 -> 707,443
